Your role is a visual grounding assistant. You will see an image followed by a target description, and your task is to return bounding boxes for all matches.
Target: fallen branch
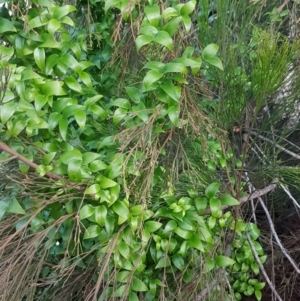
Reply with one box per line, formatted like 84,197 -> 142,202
0,142 -> 62,181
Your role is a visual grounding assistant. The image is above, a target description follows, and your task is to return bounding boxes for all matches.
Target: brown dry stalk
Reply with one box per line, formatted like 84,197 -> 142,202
0,142 -> 62,180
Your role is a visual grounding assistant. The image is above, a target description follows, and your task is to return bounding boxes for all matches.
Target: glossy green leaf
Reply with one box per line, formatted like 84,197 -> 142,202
180,0 -> 196,16
33,48 -> 45,72
90,160 -> 108,172
130,205 -> 143,216
111,97 -> 131,110
129,292 -> 139,301
99,177 -> 117,189
60,149 -> 82,165
215,255 -> 235,267
68,159 -> 82,182
162,17 -> 182,37
248,223 -> 261,240
65,76 -> 83,94
153,31 -> 173,50
79,204 -> 95,220
155,257 -> 171,269
144,221 -> 162,233
74,110 -> 86,129
209,197 -> 221,215
164,62 -> 187,74
42,81 -> 66,96
1,102 -> 16,124
47,19 -> 61,36
113,201 -> 130,220
8,198 -> 26,215
136,35 -> 153,52
61,53 -> 79,69
83,224 -> 101,239
255,290 -> 262,301
188,234 -> 204,251
53,5 -> 76,20
161,81 -> 181,102
202,44 -> 219,59
143,70 -> 163,89
85,184 -> 101,194
132,101 -> 148,122
119,241 -> 130,259
205,182 -> 220,198
145,4 -> 160,27
220,194 -> 240,206
43,152 -> 56,165
0,46 -> 14,61
163,220 -> 177,233
168,105 -> 179,126
0,17 -> 17,33
113,108 -> 127,125
132,277 -> 148,292
174,227 -> 192,239
95,205 -> 107,226
203,56 -> 224,70
183,269 -> 193,283
161,7 -> 178,19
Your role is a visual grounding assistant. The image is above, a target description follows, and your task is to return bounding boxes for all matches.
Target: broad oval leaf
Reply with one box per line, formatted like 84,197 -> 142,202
144,221 -> 162,233
1,102 -> 16,124
132,277 -> 148,292
215,255 -> 236,267
74,110 -> 86,129
0,17 -> 17,33
79,204 -> 95,220
68,159 -> 82,182
119,241 -> 130,259
65,76 -> 83,94
85,184 -> 101,194
143,70 -> 163,90
113,201 -> 130,220
168,105 -> 180,126
220,194 -> 240,206
205,182 -> 220,198
83,224 -> 101,239
153,31 -> 173,51
95,205 -> 107,226
135,35 -> 153,52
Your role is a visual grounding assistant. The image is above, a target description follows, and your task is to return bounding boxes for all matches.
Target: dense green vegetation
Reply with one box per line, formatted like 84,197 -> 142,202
0,0 -> 300,300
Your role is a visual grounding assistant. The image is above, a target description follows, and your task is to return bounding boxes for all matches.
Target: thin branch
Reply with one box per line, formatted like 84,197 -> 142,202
279,183 -> 300,210
251,132 -> 300,160
0,142 -> 62,181
258,195 -> 300,274
246,233 -> 283,301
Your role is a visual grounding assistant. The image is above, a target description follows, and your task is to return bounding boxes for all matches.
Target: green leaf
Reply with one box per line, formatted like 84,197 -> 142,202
188,234 -> 204,251
81,152 -> 101,165
202,44 -> 219,59
248,223 -> 261,240
83,224 -> 101,239
162,7 -> 178,19
255,290 -> 262,301
162,17 -> 182,36
90,160 -> 107,172
129,292 -> 139,301
161,81 -> 181,102
155,257 -> 171,269
143,70 -> 163,89
60,149 -> 82,165
153,31 -> 173,51
215,255 -> 235,267
164,62 -> 188,74
0,17 -> 17,33
43,152 -> 56,165
42,81 -> 66,96
174,227 -> 192,239
113,108 -> 127,125
116,271 -> 130,283
209,197 -> 221,215
95,205 -> 107,226
180,0 -> 196,16
132,277 -> 148,292
58,118 -> 68,141
182,16 -> 192,32
99,177 -> 117,189
113,201 -> 130,220
130,205 -> 143,216
145,4 -> 160,27
172,253 -> 184,270
34,48 -> 45,72
61,53 -> 79,69
119,241 -> 130,259
254,282 -> 265,291
79,204 -> 95,220
220,195 -> 240,206
8,198 -> 26,215
205,182 -> 220,198
203,56 -> 224,71
65,76 -> 83,94
53,5 -> 76,20
132,101 -> 148,122
135,35 -> 153,52
1,102 -> 16,124
163,220 -> 177,232
68,159 -> 82,182
85,184 -> 101,194
47,19 -> 61,36
183,269 -> 193,283
144,221 -> 162,233
140,25 -> 158,36
126,87 -> 141,104
168,105 -> 180,126
74,110 -> 86,129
